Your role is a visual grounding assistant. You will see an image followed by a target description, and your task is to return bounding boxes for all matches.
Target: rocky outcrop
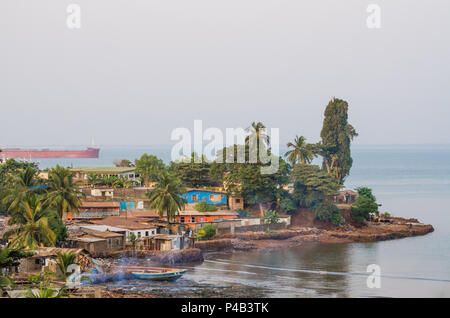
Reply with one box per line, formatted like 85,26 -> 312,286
327,223 -> 434,242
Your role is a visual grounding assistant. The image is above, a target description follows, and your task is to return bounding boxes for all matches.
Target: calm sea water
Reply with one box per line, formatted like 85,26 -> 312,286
35,145 -> 450,297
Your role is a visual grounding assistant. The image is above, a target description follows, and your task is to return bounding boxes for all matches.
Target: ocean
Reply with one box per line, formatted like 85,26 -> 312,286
34,144 -> 450,297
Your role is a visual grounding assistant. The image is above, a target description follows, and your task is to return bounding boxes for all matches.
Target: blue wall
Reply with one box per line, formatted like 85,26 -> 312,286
120,201 -> 136,211
181,190 -> 227,205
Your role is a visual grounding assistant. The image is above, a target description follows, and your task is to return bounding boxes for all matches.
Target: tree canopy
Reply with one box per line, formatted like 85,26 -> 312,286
319,98 -> 358,183
135,154 -> 166,186
169,153 -> 215,188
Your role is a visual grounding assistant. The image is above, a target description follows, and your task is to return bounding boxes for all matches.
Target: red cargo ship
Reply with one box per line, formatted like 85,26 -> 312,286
0,147 -> 100,159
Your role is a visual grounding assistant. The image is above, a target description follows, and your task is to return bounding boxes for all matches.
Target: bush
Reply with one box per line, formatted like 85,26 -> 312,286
264,210 -> 280,224
280,197 -> 296,214
202,224 -> 216,240
194,200 -> 218,212
355,187 -> 376,201
313,202 -> 342,226
351,195 -> 379,223
194,229 -> 206,240
235,209 -> 247,218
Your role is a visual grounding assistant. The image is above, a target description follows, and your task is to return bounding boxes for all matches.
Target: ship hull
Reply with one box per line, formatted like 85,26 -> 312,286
0,148 -> 100,159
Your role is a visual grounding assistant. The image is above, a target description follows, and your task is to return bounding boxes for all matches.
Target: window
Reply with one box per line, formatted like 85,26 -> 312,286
235,199 -> 241,203
145,231 -> 149,236
181,217 -> 185,223
137,232 -> 141,238
200,217 -> 204,222
192,217 -> 195,223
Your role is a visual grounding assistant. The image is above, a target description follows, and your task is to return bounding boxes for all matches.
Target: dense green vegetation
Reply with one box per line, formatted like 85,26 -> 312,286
135,154 -> 166,186
351,187 -> 379,223
201,224 -> 217,240
0,164 -> 77,249
194,199 -> 218,212
318,98 -> 358,183
169,153 -> 216,188
312,201 -> 342,226
139,99 -> 360,228
87,173 -> 134,188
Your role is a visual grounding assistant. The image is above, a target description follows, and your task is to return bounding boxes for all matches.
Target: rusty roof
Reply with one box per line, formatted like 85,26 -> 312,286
96,216 -> 157,230
339,190 -> 358,196
123,210 -> 159,218
31,248 -> 86,258
80,227 -> 125,238
178,210 -> 239,217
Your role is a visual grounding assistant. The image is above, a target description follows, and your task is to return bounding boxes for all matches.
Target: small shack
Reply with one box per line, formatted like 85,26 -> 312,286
140,234 -> 195,251
334,190 -> 358,204
68,227 -> 125,256
19,248 -> 89,275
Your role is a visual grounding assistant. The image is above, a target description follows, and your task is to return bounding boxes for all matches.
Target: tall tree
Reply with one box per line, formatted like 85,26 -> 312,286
3,195 -> 56,249
146,174 -> 186,228
245,122 -> 270,161
44,165 -> 82,219
285,135 -> 316,166
291,164 -> 342,208
135,154 -> 166,186
319,98 -> 358,183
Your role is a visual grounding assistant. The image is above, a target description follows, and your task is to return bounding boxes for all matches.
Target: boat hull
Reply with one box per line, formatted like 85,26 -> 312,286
0,147 -> 100,159
131,270 -> 187,281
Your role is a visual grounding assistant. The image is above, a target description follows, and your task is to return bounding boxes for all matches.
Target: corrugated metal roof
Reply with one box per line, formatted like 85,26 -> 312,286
31,248 -> 86,258
71,166 -> 135,174
178,210 -> 239,216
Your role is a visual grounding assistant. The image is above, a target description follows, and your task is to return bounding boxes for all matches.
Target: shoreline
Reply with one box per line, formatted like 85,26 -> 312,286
196,217 -> 435,253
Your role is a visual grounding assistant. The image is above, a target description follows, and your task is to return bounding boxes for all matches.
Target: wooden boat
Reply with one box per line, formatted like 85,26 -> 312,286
130,268 -> 187,281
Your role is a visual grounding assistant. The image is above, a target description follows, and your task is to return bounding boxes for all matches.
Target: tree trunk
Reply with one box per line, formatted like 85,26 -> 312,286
259,203 -> 264,218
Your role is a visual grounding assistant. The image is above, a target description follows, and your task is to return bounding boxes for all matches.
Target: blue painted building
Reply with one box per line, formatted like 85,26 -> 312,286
119,201 -> 136,211
181,190 -> 227,205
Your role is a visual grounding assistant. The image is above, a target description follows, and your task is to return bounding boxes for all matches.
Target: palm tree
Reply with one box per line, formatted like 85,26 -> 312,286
1,167 -> 40,214
285,136 -> 316,166
87,173 -> 101,187
44,165 -> 83,219
146,174 -> 186,231
3,195 -> 56,249
55,251 -> 77,280
245,122 -> 270,156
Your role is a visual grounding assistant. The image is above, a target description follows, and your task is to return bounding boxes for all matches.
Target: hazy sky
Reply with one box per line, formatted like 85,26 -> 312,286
1,0 -> 450,147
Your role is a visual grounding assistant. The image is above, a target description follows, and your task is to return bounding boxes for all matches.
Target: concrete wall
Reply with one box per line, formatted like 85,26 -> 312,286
234,222 -> 287,233
192,218 -> 287,234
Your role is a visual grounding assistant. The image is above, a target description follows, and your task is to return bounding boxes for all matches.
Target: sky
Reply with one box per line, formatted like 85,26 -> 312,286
1,0 -> 450,147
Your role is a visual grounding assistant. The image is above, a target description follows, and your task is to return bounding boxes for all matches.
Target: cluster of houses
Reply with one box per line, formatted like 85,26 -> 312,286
40,166 -> 245,256
2,166 -> 358,270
